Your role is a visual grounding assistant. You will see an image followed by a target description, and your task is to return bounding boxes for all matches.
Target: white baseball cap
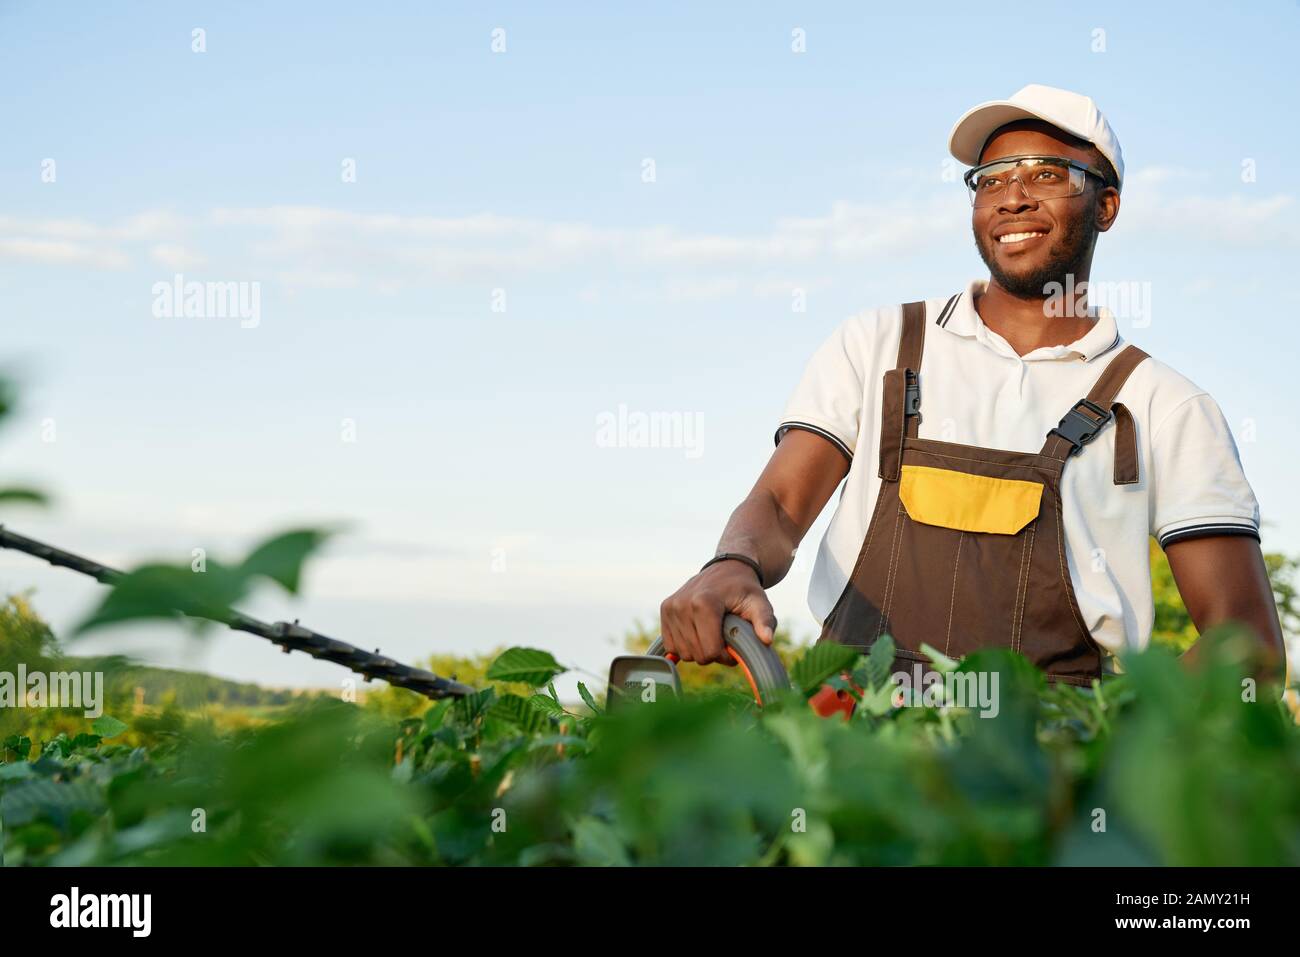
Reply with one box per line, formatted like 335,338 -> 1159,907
948,84 -> 1124,190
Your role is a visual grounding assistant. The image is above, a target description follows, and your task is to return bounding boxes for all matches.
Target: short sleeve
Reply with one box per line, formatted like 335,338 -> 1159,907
1149,392 -> 1261,548
773,317 -> 864,462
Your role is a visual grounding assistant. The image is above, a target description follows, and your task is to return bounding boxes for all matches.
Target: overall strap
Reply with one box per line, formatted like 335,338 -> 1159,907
879,301 -> 927,481
1040,344 -> 1149,484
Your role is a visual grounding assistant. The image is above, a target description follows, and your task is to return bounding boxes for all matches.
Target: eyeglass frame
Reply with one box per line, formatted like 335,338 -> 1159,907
962,154 -> 1116,207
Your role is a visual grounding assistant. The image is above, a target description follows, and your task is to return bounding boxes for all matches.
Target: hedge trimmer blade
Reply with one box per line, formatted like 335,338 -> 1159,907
0,525 -> 473,699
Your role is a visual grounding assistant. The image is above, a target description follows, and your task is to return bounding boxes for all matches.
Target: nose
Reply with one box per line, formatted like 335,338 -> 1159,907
995,175 -> 1038,214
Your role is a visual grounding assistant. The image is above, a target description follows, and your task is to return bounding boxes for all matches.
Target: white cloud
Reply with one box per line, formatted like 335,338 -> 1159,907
664,276 -> 743,302
0,210 -> 190,270
206,198 -> 963,287
3,186 -> 1295,292
274,269 -> 359,290
0,210 -> 187,243
1125,165 -> 1208,187
150,243 -> 206,269
1121,191 -> 1295,246
0,238 -> 128,269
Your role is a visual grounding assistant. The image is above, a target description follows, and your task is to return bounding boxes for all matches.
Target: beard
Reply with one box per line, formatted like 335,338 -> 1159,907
974,211 -> 1097,299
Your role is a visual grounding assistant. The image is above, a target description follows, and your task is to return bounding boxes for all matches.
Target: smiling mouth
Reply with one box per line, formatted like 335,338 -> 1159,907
996,230 -> 1048,246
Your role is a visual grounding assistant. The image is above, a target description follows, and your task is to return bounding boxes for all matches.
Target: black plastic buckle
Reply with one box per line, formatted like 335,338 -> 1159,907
1050,398 -> 1112,455
904,371 -> 921,418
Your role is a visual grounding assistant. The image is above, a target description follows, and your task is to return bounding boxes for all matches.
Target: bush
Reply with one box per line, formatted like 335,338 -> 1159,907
3,627 -> 1297,867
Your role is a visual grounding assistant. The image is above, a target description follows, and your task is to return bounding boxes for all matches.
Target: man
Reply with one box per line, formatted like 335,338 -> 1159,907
660,84 -> 1284,682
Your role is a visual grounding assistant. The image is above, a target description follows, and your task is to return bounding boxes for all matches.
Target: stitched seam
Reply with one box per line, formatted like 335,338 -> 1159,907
823,479 -> 896,634
907,436 -> 1062,463
877,506 -> 905,641
1055,489 -> 1079,621
857,485 -> 889,574
1118,403 -> 1128,486
1011,530 -> 1027,652
1045,673 -> 1100,687
1112,405 -> 1132,485
820,474 -> 895,639
1045,433 -> 1073,461
1012,524 -> 1036,653
1053,480 -> 1095,649
879,368 -> 907,480
943,532 -> 963,655
881,434 -> 901,480
878,505 -> 906,640
902,449 -> 1059,476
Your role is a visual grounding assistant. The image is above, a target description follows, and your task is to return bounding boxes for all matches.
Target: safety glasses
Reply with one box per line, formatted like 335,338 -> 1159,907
963,155 -> 1113,207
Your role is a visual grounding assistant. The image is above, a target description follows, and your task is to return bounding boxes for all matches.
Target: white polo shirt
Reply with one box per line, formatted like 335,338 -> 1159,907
776,278 -> 1261,657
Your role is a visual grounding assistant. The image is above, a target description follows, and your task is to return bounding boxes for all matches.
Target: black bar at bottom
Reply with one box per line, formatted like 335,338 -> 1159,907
4,865 -> 1287,941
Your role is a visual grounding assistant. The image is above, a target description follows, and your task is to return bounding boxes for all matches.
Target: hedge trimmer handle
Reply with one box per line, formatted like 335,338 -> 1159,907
648,613 -> 792,706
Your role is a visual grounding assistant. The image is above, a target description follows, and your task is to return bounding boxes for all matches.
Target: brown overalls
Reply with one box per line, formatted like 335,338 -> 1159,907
818,300 -> 1148,686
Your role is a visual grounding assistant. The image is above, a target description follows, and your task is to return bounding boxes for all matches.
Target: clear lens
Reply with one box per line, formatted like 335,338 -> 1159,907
966,157 -> 1087,207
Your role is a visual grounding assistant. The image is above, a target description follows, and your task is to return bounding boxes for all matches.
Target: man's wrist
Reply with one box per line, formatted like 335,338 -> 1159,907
700,552 -> 765,588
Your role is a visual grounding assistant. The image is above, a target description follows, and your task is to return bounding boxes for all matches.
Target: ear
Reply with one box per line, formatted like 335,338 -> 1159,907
1095,186 -> 1121,233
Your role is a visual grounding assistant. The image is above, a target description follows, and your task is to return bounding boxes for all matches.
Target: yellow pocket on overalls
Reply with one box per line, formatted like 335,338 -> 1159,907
898,464 -> 1044,535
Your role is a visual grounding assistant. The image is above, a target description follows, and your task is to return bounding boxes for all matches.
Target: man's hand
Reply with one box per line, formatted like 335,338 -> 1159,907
657,428 -> 850,666
660,559 -> 778,665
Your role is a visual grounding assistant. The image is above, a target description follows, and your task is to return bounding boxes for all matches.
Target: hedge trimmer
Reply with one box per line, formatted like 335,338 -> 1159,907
608,613 -> 865,718
1,525 -> 862,715
0,525 -> 475,700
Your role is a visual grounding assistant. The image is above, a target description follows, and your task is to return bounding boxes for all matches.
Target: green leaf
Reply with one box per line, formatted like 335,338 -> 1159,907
0,778 -> 101,827
239,528 -> 335,594
92,715 -> 128,739
72,563 -> 242,635
858,681 -> 900,717
576,681 -> 602,715
421,700 -> 452,731
485,647 -> 566,686
0,487 -> 49,506
528,694 -> 566,717
488,694 -> 551,734
528,734 -> 589,754
0,761 -> 34,781
918,643 -> 960,673
72,528 -> 333,636
453,687 -> 497,725
0,378 -> 16,421
865,634 -> 896,690
790,641 -> 862,695
572,816 -> 630,866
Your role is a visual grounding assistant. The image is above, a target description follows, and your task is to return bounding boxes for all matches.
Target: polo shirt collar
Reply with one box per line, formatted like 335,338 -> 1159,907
938,279 -> 1122,362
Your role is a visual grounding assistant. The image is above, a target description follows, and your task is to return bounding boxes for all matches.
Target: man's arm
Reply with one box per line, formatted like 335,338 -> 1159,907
1165,536 -> 1287,681
659,430 -> 849,664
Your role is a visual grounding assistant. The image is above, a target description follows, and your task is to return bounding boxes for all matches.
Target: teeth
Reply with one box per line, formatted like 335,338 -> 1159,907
998,231 -> 1046,244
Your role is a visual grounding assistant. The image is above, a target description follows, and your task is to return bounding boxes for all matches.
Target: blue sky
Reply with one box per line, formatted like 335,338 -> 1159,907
1,1 -> 1297,695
